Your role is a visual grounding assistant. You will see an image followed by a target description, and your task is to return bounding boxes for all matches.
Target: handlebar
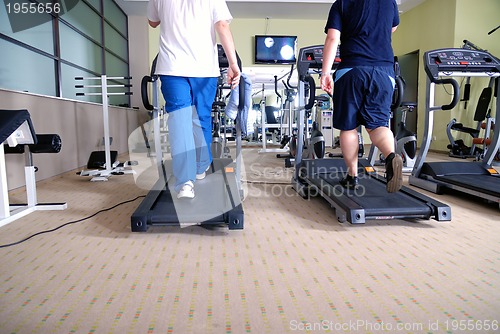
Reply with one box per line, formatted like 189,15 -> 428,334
274,75 -> 282,102
433,78 -> 460,110
141,75 -> 154,111
304,75 -> 316,110
392,76 -> 404,110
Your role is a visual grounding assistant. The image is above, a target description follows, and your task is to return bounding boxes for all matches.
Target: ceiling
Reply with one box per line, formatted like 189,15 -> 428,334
119,0 -> 427,19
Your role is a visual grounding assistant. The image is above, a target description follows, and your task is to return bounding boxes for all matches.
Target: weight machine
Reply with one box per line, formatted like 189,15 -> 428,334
0,109 -> 67,227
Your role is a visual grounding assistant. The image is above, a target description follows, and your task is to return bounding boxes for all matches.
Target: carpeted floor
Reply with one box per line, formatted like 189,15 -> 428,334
0,146 -> 499,333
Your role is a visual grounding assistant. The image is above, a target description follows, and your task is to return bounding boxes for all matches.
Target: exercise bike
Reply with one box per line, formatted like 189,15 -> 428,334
288,74 -> 326,166
211,76 -> 235,159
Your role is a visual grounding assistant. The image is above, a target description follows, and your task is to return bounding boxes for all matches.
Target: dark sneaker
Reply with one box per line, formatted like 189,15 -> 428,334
385,153 -> 403,193
340,174 -> 359,190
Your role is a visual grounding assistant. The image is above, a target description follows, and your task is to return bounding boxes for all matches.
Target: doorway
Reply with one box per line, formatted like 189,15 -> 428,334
395,50 -> 419,135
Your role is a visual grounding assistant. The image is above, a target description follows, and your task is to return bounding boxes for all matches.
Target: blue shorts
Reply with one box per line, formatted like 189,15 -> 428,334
333,66 -> 395,130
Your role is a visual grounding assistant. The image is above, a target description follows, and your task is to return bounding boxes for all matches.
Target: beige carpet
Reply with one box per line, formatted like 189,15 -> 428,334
0,147 -> 499,333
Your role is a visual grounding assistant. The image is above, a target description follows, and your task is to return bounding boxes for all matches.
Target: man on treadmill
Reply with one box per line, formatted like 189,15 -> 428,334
320,0 -> 403,193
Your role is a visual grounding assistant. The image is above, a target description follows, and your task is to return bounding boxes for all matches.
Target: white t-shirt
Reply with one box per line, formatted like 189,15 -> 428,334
147,0 -> 232,77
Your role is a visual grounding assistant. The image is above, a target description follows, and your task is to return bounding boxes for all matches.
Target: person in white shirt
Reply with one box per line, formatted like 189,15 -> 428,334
147,0 -> 240,199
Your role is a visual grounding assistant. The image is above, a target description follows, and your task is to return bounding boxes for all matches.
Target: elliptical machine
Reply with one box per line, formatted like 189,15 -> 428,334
280,68 -> 325,167
296,74 -> 326,160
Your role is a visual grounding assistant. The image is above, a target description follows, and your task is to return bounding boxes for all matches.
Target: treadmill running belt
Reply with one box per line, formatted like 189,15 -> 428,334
434,174 -> 500,197
312,173 -> 433,219
131,158 -> 244,230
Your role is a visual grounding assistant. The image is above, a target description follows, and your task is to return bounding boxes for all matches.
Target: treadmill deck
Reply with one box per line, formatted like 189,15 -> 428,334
297,158 -> 451,224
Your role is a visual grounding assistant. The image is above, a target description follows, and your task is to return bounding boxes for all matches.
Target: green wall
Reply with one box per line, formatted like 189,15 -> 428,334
394,0 -> 500,151
230,18 -> 327,108
393,0 -> 457,151
453,0 -> 500,149
229,18 -> 327,67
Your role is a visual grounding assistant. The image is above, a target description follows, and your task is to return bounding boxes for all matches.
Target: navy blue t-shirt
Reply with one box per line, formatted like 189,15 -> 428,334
324,0 -> 399,68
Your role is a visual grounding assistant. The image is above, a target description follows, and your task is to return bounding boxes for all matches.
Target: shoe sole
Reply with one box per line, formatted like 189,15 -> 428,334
177,193 -> 195,199
177,183 -> 195,199
196,166 -> 211,180
386,155 -> 403,193
340,178 -> 359,190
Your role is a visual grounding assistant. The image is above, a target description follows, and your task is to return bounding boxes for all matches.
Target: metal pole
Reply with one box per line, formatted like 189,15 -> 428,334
101,74 -> 112,172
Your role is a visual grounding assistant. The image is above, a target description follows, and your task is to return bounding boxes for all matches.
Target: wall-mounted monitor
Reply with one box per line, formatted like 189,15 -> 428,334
254,35 -> 297,65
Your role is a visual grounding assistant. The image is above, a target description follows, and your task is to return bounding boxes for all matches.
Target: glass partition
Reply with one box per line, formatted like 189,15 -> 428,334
0,39 -> 56,96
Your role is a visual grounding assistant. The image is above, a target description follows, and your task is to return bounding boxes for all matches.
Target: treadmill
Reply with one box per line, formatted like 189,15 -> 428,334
131,47 -> 245,231
292,45 -> 451,224
409,47 -> 500,207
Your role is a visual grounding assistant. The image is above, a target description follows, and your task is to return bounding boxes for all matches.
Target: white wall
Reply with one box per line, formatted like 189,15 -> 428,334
1,89 -> 141,190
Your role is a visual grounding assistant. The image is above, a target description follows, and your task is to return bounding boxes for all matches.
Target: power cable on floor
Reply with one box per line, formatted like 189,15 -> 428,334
0,195 -> 145,249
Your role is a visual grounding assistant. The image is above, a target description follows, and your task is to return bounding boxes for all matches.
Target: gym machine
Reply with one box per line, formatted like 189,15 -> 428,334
292,45 -> 451,224
130,46 -> 245,231
446,77 -> 495,159
1,109 -> 67,227
409,48 -> 500,207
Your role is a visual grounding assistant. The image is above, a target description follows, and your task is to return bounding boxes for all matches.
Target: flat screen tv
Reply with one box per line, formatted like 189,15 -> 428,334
254,35 -> 297,64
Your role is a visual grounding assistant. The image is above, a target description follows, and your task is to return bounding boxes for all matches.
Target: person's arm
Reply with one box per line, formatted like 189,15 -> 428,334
215,20 -> 240,89
392,26 -> 398,33
320,28 -> 340,95
149,20 -> 160,28
147,0 -> 160,28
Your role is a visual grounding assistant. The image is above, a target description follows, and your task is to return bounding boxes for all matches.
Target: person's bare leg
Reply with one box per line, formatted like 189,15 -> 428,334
367,126 -> 403,192
366,126 -> 395,157
340,129 -> 359,176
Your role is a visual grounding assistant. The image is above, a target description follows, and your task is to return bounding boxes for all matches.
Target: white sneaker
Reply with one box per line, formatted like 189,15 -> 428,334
196,166 -> 210,180
177,181 -> 195,199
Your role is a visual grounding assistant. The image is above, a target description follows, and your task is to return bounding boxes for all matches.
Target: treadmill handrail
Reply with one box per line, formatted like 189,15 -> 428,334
432,78 -> 460,110
304,74 -> 316,110
141,75 -> 155,111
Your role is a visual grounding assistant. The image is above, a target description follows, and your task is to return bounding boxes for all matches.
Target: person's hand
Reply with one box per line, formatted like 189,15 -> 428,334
320,74 -> 333,96
227,64 -> 241,89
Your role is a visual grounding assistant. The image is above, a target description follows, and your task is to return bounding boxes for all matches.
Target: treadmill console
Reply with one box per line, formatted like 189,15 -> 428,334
297,45 -> 341,78
424,48 -> 500,80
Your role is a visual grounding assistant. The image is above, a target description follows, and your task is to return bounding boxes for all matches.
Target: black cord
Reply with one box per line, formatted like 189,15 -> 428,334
0,195 -> 145,249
